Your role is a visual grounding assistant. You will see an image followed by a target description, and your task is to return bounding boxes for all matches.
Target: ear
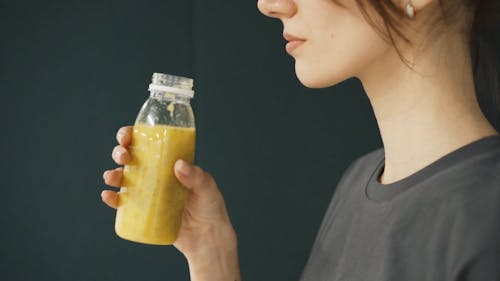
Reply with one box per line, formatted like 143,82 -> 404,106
406,0 -> 436,12
400,0 -> 435,18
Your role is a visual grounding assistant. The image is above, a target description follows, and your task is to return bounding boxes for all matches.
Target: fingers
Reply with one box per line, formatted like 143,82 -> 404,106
174,160 -> 219,198
103,167 -> 123,187
101,190 -> 118,209
102,168 -> 121,209
112,145 -> 130,165
101,126 -> 131,210
116,126 -> 133,146
113,126 -> 132,164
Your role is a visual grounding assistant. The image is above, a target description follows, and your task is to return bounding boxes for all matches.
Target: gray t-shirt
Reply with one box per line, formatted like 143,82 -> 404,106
300,135 -> 500,281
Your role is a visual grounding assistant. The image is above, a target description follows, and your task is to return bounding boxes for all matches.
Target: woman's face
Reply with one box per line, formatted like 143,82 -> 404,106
257,0 -> 392,88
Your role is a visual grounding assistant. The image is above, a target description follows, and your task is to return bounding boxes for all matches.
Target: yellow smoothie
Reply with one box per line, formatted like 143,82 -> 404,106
115,124 -> 196,245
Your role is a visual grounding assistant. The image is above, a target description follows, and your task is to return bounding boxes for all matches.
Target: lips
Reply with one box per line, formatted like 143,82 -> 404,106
283,32 -> 306,54
283,32 -> 305,42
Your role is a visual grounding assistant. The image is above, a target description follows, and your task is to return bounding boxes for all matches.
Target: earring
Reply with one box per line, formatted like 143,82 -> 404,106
405,1 -> 415,19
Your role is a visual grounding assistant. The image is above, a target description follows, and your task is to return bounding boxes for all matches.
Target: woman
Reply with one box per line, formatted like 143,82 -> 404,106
102,0 -> 500,280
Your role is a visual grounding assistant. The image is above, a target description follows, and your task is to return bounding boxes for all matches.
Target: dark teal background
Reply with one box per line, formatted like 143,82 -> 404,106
1,1 -> 498,280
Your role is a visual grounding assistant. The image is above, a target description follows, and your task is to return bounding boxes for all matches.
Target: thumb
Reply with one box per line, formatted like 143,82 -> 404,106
174,159 -> 219,198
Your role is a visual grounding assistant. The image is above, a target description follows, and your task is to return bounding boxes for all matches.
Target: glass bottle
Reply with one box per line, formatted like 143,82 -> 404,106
115,73 -> 196,245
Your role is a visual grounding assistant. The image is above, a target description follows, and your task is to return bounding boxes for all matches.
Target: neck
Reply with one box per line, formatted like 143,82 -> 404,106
358,35 -> 498,184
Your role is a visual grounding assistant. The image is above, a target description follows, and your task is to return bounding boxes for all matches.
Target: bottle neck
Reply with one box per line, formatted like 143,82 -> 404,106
149,91 -> 191,104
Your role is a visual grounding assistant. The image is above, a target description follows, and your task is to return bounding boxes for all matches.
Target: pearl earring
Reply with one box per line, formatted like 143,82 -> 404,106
405,1 -> 415,18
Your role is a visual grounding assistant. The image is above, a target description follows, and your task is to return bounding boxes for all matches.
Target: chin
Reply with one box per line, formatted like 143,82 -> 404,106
294,64 -> 349,89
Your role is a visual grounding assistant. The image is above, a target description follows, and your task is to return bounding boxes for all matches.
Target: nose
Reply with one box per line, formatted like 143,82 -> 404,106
257,0 -> 297,19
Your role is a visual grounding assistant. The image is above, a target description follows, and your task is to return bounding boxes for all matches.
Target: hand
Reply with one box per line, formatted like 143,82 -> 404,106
101,126 -> 241,281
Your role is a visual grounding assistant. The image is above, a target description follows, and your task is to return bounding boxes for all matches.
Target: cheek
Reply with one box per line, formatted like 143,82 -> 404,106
294,22 -> 389,88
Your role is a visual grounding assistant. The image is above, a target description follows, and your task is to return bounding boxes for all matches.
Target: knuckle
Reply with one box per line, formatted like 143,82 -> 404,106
204,171 -> 215,183
191,166 -> 207,186
202,171 -> 217,187
192,172 -> 205,187
112,170 -> 122,185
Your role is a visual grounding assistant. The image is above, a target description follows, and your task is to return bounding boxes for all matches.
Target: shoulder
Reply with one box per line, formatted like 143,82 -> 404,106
441,151 -> 500,258
444,163 -> 500,278
446,163 -> 500,239
446,149 -> 500,208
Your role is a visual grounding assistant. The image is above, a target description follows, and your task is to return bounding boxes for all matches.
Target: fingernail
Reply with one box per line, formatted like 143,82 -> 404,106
117,128 -> 125,142
103,171 -> 109,180
114,147 -> 123,158
175,160 -> 191,176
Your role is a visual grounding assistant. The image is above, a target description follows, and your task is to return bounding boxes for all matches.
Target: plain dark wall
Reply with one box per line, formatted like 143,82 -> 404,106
2,1 -> 194,280
1,1 -> 498,281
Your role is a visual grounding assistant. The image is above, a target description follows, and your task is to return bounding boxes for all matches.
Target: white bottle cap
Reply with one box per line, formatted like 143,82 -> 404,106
148,73 -> 195,99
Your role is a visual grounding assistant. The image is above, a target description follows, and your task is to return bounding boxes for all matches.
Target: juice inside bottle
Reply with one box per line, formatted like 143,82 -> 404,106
115,124 -> 196,245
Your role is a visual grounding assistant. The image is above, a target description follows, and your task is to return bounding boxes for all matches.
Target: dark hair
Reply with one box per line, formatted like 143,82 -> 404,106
349,0 -> 500,124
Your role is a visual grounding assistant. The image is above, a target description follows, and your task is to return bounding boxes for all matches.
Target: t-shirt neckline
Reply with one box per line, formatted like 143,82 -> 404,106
365,134 -> 500,203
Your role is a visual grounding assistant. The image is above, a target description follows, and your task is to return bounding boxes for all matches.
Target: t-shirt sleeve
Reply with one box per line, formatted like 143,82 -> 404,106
456,250 -> 500,281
